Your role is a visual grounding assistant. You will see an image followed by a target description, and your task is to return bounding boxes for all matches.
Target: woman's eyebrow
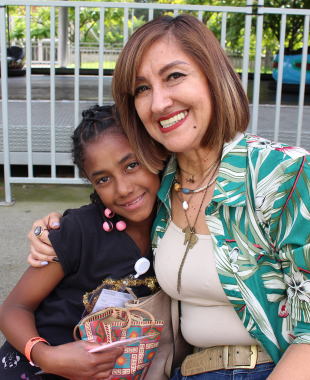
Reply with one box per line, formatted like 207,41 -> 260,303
158,60 -> 188,75
135,60 -> 189,82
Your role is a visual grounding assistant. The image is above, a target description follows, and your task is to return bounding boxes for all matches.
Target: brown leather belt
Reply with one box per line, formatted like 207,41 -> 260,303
181,345 -> 273,376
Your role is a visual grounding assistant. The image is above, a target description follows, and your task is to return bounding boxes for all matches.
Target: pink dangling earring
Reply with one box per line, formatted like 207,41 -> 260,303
116,220 -> 126,231
104,208 -> 115,218
103,221 -> 113,232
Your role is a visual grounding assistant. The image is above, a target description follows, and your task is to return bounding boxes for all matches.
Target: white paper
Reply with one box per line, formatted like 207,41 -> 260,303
88,334 -> 155,353
92,288 -> 134,313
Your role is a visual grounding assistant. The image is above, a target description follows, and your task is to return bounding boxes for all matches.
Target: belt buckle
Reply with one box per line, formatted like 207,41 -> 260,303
223,345 -> 258,370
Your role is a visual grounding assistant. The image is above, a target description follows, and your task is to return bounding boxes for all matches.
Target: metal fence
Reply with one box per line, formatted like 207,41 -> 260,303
0,0 -> 310,204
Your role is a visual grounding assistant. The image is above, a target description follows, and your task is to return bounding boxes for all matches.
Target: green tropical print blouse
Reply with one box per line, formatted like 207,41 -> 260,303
151,132 -> 310,364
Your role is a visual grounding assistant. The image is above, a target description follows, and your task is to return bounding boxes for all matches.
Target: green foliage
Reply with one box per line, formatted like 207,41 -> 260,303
263,0 -> 310,52
7,0 -> 309,56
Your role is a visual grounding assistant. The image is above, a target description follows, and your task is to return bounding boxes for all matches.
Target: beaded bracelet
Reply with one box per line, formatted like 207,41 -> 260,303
25,337 -> 50,367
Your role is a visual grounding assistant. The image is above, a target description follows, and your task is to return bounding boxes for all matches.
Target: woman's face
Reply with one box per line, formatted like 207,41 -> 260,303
83,133 -> 160,226
134,38 -> 213,154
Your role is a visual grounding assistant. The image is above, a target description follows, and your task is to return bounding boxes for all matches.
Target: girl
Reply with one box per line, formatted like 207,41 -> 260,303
0,104 -> 161,379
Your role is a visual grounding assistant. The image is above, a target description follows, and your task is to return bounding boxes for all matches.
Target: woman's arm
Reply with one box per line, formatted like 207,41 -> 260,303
27,212 -> 63,267
0,263 -> 123,379
267,344 -> 310,380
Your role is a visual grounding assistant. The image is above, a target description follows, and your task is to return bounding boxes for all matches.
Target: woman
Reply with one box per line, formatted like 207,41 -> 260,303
28,15 -> 310,379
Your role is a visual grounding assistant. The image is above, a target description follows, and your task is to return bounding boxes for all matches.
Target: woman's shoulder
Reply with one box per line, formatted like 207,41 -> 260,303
244,133 -> 309,162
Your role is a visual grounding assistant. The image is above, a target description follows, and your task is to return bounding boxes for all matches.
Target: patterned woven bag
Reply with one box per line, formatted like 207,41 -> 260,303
73,306 -> 164,380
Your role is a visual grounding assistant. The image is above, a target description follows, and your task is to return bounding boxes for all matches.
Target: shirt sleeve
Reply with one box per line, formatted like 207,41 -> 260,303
270,154 -> 310,343
48,209 -> 83,276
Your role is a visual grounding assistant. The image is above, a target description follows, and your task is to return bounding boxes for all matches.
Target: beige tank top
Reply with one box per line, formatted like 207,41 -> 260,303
154,221 -> 257,348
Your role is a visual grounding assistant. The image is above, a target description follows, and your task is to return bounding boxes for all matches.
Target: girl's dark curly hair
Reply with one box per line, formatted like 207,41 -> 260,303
72,104 -> 126,227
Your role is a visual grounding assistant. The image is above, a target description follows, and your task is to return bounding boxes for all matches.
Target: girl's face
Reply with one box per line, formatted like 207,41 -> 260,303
134,38 -> 213,154
83,133 -> 160,225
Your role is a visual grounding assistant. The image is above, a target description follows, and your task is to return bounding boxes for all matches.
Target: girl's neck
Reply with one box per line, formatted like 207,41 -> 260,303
123,204 -> 157,257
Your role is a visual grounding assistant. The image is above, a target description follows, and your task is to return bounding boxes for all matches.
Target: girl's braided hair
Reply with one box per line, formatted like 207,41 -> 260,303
72,104 -> 126,226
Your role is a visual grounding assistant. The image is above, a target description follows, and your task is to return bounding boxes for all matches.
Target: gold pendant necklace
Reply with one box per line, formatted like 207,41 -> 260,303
176,186 -> 209,294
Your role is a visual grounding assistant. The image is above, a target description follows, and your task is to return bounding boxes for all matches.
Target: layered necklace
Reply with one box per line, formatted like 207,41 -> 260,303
174,160 -> 220,293
173,160 -> 219,211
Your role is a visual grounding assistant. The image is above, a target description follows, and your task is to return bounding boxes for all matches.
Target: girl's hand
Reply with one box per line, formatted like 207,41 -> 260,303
32,340 -> 124,379
27,212 -> 63,267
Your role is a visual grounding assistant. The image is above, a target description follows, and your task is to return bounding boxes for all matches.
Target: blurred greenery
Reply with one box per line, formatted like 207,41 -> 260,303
6,0 -> 309,69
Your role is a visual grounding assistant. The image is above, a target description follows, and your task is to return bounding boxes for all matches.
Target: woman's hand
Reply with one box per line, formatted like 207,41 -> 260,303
32,340 -> 124,379
27,212 -> 63,267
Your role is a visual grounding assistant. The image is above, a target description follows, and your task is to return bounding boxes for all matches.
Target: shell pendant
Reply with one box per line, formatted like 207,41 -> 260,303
183,201 -> 189,210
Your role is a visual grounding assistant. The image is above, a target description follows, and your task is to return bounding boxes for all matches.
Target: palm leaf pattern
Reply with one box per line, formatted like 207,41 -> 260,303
152,133 -> 310,364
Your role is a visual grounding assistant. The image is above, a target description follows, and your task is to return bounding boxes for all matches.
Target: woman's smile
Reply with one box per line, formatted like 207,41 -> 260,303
134,37 -> 213,153
157,110 -> 189,132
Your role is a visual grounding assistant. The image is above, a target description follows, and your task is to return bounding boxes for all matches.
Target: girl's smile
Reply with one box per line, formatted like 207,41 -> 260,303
83,133 -> 160,227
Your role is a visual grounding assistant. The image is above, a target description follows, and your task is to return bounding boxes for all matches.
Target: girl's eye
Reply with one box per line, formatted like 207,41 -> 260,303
167,72 -> 185,81
97,176 -> 110,185
127,162 -> 139,171
134,85 -> 149,96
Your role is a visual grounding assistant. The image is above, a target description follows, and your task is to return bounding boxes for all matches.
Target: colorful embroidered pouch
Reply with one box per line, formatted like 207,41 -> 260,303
74,306 -> 164,380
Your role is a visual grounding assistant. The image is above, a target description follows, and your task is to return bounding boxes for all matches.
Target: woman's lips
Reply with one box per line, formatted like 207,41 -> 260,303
119,193 -> 145,210
157,110 -> 189,134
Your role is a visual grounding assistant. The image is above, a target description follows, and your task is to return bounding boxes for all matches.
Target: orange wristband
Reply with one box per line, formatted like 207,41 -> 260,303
25,337 -> 50,367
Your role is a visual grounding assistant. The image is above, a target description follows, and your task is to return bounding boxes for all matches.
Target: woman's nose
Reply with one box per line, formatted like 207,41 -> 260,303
151,85 -> 173,115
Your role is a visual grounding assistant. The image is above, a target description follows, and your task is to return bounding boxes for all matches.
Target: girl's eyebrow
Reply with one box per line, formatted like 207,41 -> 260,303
135,60 -> 188,82
119,153 -> 136,165
91,153 -> 136,177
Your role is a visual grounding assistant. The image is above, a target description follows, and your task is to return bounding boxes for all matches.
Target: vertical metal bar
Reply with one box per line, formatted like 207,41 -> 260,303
148,8 -> 153,21
174,9 -> 178,17
50,6 -> 56,178
242,0 -> 253,92
123,6 -> 129,47
98,7 -> 104,106
0,5 -> 12,203
221,12 -> 227,49
74,6 -> 80,178
274,14 -> 286,142
296,15 -> 309,146
26,5 -> 33,178
198,10 -> 203,22
251,0 -> 264,134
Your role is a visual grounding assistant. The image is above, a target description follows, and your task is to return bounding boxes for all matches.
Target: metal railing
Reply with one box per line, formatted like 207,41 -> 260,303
0,0 -> 310,204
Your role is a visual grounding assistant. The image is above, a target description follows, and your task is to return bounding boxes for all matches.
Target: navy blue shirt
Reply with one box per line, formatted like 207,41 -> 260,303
34,203 -> 155,346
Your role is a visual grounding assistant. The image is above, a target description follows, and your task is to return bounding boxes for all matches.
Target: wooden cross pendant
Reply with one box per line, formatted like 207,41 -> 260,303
177,225 -> 198,293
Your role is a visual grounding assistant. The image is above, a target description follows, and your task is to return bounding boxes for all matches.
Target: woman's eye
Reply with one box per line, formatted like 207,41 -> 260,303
127,162 -> 139,171
134,85 -> 149,96
167,72 -> 185,81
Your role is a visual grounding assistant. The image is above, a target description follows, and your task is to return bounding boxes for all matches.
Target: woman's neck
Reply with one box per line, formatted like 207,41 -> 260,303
176,145 -> 220,175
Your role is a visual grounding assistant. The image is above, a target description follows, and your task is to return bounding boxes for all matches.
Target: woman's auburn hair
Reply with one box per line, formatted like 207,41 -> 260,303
112,15 -> 250,174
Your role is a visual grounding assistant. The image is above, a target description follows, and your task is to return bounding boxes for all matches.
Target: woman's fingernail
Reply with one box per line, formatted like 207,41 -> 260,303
53,222 -> 60,227
52,257 -> 60,263
41,261 -> 48,266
